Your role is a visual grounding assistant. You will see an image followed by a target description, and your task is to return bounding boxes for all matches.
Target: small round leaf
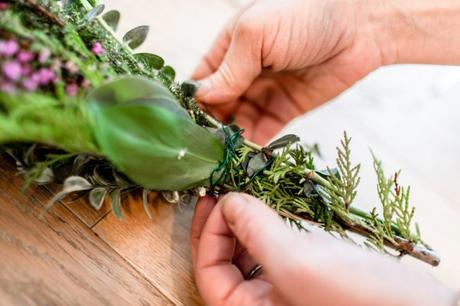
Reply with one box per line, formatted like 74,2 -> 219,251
102,10 -> 120,31
89,187 -> 107,210
134,53 -> 164,70
123,25 -> 149,49
159,66 -> 176,85
84,4 -> 105,23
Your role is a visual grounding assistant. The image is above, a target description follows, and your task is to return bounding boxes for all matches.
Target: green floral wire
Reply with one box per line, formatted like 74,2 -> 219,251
209,126 -> 243,191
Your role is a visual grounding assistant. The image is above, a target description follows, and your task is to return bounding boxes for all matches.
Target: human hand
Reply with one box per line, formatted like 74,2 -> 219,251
192,0 -> 387,144
190,193 -> 455,306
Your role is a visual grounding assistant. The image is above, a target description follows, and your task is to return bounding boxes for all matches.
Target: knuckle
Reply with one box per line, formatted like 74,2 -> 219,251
235,210 -> 258,245
235,14 -> 261,37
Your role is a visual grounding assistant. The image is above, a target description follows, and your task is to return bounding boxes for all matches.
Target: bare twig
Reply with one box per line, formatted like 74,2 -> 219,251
23,0 -> 65,27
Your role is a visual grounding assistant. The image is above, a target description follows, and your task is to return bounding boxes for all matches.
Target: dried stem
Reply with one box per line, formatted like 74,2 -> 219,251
24,0 -> 64,27
280,206 -> 439,266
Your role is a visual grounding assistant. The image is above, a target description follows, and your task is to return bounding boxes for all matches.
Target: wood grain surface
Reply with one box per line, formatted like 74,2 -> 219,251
0,156 -> 172,306
93,194 -> 202,306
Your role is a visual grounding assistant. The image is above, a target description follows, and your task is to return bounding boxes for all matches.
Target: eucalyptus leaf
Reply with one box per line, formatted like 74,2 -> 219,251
135,53 -> 164,70
316,168 -> 340,180
63,176 -> 93,192
35,168 -> 54,185
102,10 -> 120,31
43,176 -> 93,215
181,80 -> 200,97
268,134 -> 300,149
162,191 -> 179,204
84,4 -> 105,23
303,181 -> 314,196
87,77 -> 224,190
159,66 -> 175,85
110,189 -> 122,220
247,153 -> 268,177
123,25 -> 149,49
89,187 -> 107,210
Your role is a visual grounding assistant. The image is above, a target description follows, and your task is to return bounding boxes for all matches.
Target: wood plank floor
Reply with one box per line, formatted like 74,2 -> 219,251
1,0 -> 460,305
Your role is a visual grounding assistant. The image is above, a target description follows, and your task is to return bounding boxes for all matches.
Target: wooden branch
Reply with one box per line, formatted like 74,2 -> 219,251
24,0 -> 65,27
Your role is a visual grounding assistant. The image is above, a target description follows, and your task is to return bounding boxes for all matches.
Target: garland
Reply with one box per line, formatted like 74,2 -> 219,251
0,0 -> 440,266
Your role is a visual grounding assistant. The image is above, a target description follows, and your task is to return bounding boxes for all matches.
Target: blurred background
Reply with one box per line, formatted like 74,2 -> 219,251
103,0 -> 460,288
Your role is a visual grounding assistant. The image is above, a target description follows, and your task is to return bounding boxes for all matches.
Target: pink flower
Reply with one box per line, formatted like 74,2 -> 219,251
36,68 -> 55,85
0,2 -> 9,10
91,42 -> 105,56
64,61 -> 79,74
2,61 -> 22,81
38,48 -> 51,63
22,78 -> 38,91
0,40 -> 19,56
17,50 -> 34,63
65,83 -> 79,96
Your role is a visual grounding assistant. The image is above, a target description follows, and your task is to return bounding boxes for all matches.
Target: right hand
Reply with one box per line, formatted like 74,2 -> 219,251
190,193 -> 455,306
192,0 -> 389,144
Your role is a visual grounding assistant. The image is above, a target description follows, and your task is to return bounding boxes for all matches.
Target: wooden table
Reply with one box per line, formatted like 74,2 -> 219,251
1,0 -> 459,305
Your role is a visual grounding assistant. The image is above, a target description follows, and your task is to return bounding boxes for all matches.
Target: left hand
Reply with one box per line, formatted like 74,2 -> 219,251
189,193 -> 455,306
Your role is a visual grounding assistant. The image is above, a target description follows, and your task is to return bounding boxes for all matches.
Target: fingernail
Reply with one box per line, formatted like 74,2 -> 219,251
220,192 -> 248,214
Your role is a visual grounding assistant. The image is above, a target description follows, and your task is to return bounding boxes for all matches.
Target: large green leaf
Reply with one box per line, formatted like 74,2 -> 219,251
87,77 -> 224,191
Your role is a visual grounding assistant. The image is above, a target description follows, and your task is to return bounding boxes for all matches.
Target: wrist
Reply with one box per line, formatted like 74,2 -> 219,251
364,0 -> 460,65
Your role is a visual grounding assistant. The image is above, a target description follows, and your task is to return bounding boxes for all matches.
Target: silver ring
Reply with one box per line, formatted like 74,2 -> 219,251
245,264 -> 263,280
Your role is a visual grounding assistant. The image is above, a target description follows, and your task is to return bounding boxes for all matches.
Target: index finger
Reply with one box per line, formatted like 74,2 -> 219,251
191,1 -> 257,80
190,196 -> 216,268
191,17 -> 237,81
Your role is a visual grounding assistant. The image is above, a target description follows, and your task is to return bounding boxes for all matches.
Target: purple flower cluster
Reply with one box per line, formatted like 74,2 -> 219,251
0,38 -> 92,96
91,42 -> 105,56
0,39 -> 58,94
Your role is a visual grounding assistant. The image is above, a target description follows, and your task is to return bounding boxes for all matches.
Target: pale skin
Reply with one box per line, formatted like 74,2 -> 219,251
190,0 -> 460,305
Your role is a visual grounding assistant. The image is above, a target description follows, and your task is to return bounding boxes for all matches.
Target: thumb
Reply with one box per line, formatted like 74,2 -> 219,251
219,192 -> 301,275
196,20 -> 263,103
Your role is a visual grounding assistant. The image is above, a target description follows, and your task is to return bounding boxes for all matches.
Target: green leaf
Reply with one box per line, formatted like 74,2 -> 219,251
84,4 -> 105,23
246,153 -> 268,177
35,168 -> 54,185
87,77 -> 224,190
63,176 -> 93,191
159,66 -> 176,85
123,25 -> 149,49
181,80 -> 200,97
134,53 -> 165,70
102,10 -> 120,31
43,176 -> 93,215
89,187 -> 107,210
268,134 -> 300,149
110,189 -> 122,220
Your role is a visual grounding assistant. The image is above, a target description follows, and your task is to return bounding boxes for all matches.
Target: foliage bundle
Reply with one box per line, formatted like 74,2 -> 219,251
0,0 -> 439,266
